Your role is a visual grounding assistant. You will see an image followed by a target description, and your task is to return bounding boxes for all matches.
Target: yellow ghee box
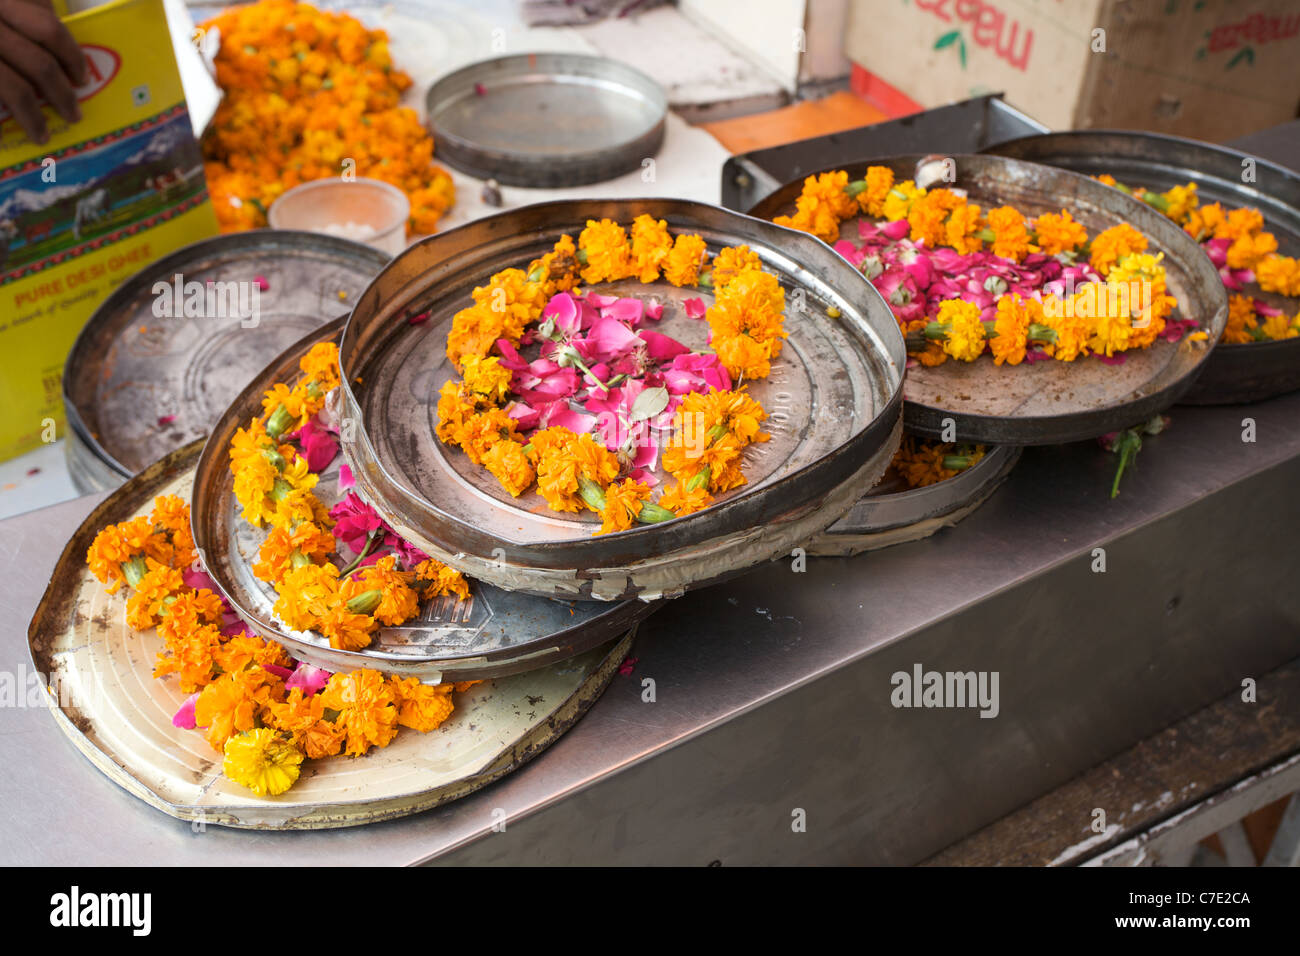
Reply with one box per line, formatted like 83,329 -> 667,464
0,0 -> 218,462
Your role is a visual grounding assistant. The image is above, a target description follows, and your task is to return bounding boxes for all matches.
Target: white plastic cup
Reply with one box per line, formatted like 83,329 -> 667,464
268,177 -> 410,257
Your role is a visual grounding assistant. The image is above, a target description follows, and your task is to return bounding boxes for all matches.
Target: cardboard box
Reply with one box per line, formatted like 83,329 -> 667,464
0,0 -> 218,462
845,0 -> 1300,140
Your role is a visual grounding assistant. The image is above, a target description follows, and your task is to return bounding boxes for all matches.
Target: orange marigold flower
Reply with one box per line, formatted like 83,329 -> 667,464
1226,230 -> 1278,271
1033,210 -> 1089,256
482,439 -> 535,497
389,676 -> 456,732
213,634 -> 292,675
662,233 -> 709,286
451,407 -> 520,465
579,218 -> 633,284
988,205 -> 1031,261
153,622 -> 223,692
597,478 -> 651,535
1222,294 -> 1259,344
195,665 -> 285,751
125,561 -> 187,631
317,602 -> 378,651
629,214 -> 674,283
1089,223 -> 1148,277
321,669 -> 399,756
908,188 -> 965,247
341,555 -> 420,626
273,562 -> 340,632
1184,202 -> 1225,241
989,294 -> 1037,366
657,482 -> 713,517
253,520 -> 335,583
528,234 -> 580,293
857,165 -> 895,218
435,380 -> 482,444
86,515 -> 157,594
1214,206 -> 1265,242
710,245 -> 763,290
459,355 -> 512,405
413,558 -> 471,602
267,688 -> 347,759
157,589 -> 226,645
1255,255 -> 1300,297
774,170 -> 858,243
299,341 -> 341,392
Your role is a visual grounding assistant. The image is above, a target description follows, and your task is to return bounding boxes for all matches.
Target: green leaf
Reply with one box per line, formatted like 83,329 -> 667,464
934,30 -> 960,50
959,37 -> 968,69
629,386 -> 669,422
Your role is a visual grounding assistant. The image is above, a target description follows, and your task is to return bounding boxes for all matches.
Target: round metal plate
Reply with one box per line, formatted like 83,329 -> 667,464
27,440 -> 634,829
808,443 -> 1021,556
191,320 -> 656,681
984,130 -> 1300,405
62,230 -> 391,489
748,154 -> 1229,445
339,198 -> 905,601
426,53 -> 667,187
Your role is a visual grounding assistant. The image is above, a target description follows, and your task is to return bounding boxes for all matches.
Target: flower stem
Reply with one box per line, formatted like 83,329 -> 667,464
577,476 -> 606,513
346,589 -> 382,615
265,404 -> 293,439
122,555 -> 148,589
338,529 -> 383,576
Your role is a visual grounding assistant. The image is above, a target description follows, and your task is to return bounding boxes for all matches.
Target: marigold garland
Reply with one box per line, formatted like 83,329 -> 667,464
435,217 -> 783,531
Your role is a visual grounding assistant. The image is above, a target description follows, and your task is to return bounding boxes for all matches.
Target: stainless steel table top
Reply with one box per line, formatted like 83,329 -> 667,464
5,389 -> 1299,865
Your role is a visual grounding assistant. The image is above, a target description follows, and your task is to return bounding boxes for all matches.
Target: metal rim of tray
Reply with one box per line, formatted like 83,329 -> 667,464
983,130 -> 1300,406
748,153 -> 1230,445
25,442 -> 636,829
62,229 -> 391,486
190,319 -> 657,680
814,442 -> 1021,549
426,52 -> 667,187
339,197 -> 905,601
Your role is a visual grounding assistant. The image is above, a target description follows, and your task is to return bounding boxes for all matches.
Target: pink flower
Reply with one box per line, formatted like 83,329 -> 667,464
683,297 -> 706,319
408,311 -> 430,325
645,297 -> 664,321
584,318 -> 641,362
601,297 -> 645,325
329,492 -> 389,553
286,662 -> 332,696
637,329 -> 690,362
172,693 -> 199,728
263,664 -> 294,680
157,414 -> 177,427
338,463 -> 355,490
254,275 -> 269,292
292,418 -> 339,472
618,656 -> 638,676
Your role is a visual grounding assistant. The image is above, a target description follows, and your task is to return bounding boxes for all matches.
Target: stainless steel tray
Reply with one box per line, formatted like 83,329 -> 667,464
749,154 -> 1229,445
339,198 -> 905,601
28,436 -> 635,829
62,230 -> 390,491
190,321 -> 656,680
426,53 -> 666,187
808,443 -> 1021,556
984,130 -> 1300,405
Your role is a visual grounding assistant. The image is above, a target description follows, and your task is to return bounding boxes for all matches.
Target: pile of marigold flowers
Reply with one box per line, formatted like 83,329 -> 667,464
435,215 -> 786,533
773,166 -> 1194,368
86,495 -> 478,798
1096,176 -> 1300,344
883,437 -> 986,490
200,0 -> 455,234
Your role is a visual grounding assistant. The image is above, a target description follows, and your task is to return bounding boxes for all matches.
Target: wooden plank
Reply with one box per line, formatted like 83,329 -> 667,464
924,655 -> 1300,866
700,90 -> 887,154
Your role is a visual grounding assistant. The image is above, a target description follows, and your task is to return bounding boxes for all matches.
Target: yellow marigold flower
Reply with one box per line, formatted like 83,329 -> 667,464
597,478 -> 651,535
229,417 -> 276,475
1222,294 -> 1259,344
253,520 -> 335,583
710,245 -> 763,291
774,170 -> 858,242
86,515 -> 156,594
663,233 -> 709,286
1260,313 -> 1298,340
1226,230 -> 1278,271
435,380 -> 481,444
321,669 -> 399,756
1184,202 -> 1225,241
460,356 -> 512,405
1256,255 -> 1300,297
945,202 -> 985,254
1089,223 -> 1148,276
883,180 -> 925,223
988,205 -> 1031,261
714,333 -> 774,380
1095,174 -> 1118,187
341,555 -> 419,627
389,676 -> 455,732
914,340 -> 949,366
1161,183 -> 1199,224
989,294 -> 1035,366
657,482 -> 713,517
233,454 -> 280,527
273,562 -> 340,632
452,407 -> 519,465
579,218 -> 633,284
1040,295 -> 1090,362
413,559 -> 470,601
482,439 -> 535,497
213,634 -> 291,675
857,165 -> 895,217
446,268 -> 549,367
260,381 -> 304,424
629,214 -> 674,283
299,341 -> 341,392
528,234 -> 580,293
1084,283 -> 1136,357
1033,210 -> 1088,256
223,728 -> 304,796
125,561 -> 186,631
937,299 -> 986,361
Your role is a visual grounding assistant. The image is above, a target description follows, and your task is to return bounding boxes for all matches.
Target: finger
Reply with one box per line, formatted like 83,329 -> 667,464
0,58 -> 47,143
1,0 -> 86,84
0,21 -> 79,123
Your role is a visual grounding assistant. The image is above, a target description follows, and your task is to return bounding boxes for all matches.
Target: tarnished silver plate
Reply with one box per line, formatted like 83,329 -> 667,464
62,230 -> 390,491
985,131 -> 1300,405
191,320 -> 656,680
27,439 -> 634,830
426,53 -> 666,187
749,154 -> 1229,445
340,199 -> 905,601
808,443 -> 1021,556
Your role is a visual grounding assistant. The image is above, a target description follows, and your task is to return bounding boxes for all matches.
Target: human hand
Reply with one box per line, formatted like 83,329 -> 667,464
0,0 -> 88,144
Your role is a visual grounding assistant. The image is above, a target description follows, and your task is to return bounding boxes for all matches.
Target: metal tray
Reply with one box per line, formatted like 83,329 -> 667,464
62,230 -> 391,492
27,438 -> 634,829
808,443 -> 1021,557
191,320 -> 655,681
748,154 -> 1229,445
984,130 -> 1300,405
426,53 -> 666,187
339,198 -> 905,601
721,94 -> 1047,213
